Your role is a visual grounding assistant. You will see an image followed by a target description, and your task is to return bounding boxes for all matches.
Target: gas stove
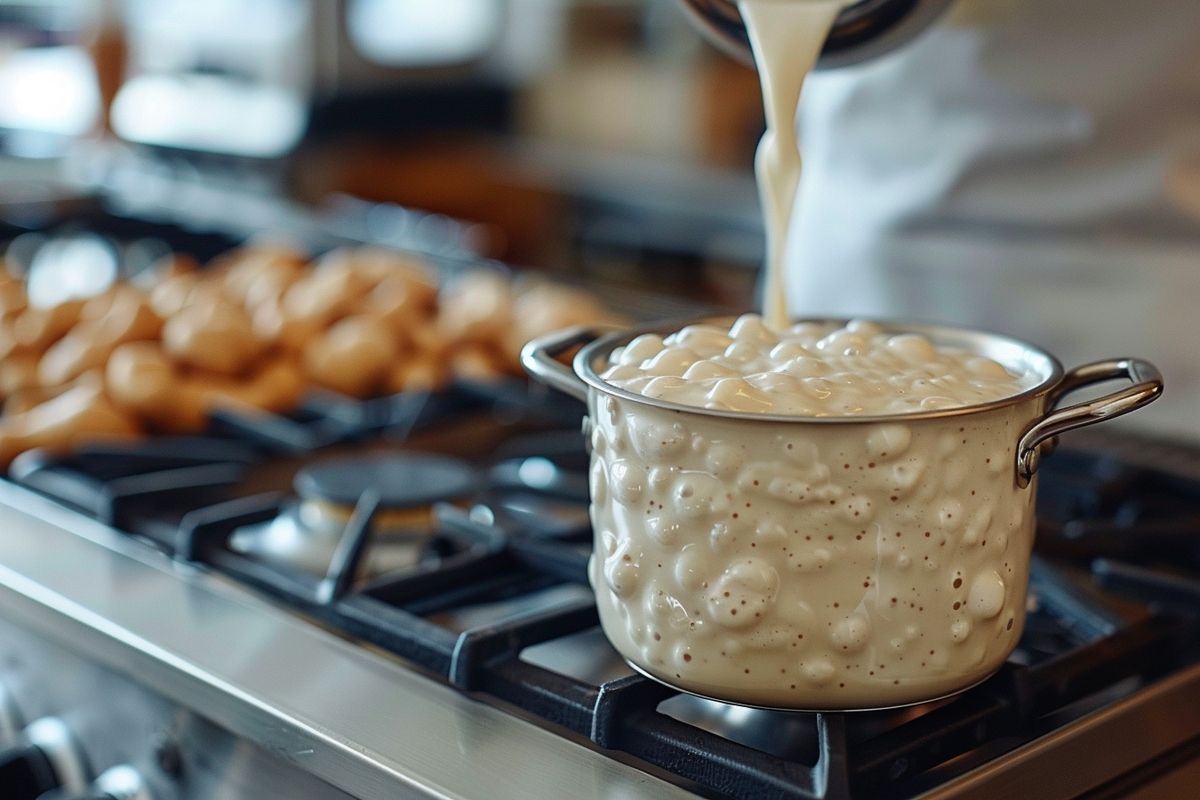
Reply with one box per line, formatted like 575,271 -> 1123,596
0,194 -> 1198,800
0,368 -> 1197,799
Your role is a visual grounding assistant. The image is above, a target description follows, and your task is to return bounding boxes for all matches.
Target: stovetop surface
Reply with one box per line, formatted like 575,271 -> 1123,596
2,375 -> 1198,800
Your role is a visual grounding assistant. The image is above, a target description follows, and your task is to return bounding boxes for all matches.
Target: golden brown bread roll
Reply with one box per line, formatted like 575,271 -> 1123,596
107,343 -> 208,433
281,260 -> 373,327
0,281 -> 28,321
12,298 -> 86,352
148,271 -> 205,318
203,358 -> 306,415
303,316 -> 399,398
221,246 -> 306,309
437,270 -> 514,345
162,301 -> 267,376
338,246 -> 437,289
4,369 -> 103,416
241,267 -> 299,311
408,320 -> 449,359
0,322 -> 24,361
250,297 -> 324,353
0,378 -> 141,468
38,293 -> 163,386
80,284 -> 139,321
366,271 -> 438,335
107,343 -> 306,433
0,354 -> 39,400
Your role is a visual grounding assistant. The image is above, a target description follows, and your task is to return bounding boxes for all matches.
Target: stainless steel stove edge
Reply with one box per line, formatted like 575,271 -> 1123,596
0,481 -> 691,800
918,663 -> 1200,799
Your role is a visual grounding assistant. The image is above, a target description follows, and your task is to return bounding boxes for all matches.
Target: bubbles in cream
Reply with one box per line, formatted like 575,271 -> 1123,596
602,315 -> 1031,417
588,389 -> 1035,709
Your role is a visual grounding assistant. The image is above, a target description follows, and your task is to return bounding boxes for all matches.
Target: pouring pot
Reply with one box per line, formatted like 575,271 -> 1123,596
677,0 -> 955,68
522,318 -> 1162,709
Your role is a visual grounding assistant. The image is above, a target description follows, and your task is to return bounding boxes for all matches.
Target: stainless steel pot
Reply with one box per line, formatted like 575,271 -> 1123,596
677,0 -> 955,68
523,319 -> 1162,709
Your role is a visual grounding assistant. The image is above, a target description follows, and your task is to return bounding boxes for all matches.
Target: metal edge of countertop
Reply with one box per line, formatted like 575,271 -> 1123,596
918,661 -> 1200,799
0,480 -> 693,800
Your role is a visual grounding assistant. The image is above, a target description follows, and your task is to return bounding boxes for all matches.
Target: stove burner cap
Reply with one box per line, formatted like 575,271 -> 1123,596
295,453 -> 478,510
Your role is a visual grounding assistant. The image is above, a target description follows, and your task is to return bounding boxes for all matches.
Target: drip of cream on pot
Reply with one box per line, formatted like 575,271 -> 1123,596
739,0 -> 843,329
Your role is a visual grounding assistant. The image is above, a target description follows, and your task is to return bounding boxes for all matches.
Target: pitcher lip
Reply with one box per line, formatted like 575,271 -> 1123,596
573,316 -> 1065,424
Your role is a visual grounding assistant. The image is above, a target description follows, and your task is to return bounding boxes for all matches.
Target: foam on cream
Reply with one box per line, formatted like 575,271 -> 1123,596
601,315 -> 1030,417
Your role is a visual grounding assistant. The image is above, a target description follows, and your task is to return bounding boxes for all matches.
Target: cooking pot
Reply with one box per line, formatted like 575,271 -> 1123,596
522,319 -> 1162,709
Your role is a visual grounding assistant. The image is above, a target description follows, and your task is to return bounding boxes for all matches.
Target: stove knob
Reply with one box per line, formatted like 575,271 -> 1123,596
0,718 -> 90,800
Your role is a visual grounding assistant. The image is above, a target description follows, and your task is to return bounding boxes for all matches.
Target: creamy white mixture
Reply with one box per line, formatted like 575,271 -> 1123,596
740,0 -> 843,329
588,390 -> 1035,709
602,315 -> 1029,417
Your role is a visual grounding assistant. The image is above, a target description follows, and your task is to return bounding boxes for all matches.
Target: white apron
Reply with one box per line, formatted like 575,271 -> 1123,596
786,0 -> 1200,438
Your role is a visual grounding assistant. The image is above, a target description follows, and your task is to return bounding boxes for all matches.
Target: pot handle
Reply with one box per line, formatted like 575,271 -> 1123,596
521,326 -> 611,403
1016,358 -> 1163,487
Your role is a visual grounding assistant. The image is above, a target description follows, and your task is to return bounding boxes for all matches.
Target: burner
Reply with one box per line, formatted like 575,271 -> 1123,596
295,452 -> 479,511
228,504 -> 436,577
229,453 -> 480,578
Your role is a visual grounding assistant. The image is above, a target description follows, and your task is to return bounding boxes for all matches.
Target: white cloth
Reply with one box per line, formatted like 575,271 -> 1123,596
786,0 -> 1200,438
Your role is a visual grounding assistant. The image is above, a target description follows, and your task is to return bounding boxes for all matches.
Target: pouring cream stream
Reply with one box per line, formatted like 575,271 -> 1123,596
738,0 -> 844,330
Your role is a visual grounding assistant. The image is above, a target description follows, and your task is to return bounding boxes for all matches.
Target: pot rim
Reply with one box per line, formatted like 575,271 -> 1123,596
573,316 -> 1066,424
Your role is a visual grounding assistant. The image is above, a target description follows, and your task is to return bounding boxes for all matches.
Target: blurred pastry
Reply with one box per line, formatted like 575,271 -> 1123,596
303,316 -> 399,398
12,298 -> 85,352
162,301 -> 266,376
39,292 -> 163,386
0,378 -> 140,468
437,269 -> 514,345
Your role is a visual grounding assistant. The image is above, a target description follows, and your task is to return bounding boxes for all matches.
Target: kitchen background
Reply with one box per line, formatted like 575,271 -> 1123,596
0,3 -> 1197,800
0,0 -> 766,308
